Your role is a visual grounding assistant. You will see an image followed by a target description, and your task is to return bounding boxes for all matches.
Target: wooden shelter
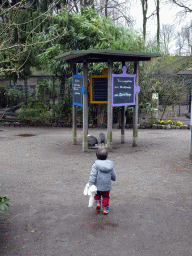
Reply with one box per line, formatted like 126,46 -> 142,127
55,49 -> 160,151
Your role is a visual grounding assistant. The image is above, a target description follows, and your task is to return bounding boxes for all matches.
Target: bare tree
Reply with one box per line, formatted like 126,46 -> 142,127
175,24 -> 192,55
175,29 -> 186,55
185,23 -> 192,54
161,24 -> 175,54
66,0 -> 133,26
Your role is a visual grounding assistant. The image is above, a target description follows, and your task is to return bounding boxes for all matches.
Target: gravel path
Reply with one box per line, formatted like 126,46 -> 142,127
0,127 -> 191,256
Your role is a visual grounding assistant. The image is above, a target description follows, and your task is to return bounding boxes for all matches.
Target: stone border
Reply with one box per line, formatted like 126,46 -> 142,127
0,121 -> 190,130
147,124 -> 190,130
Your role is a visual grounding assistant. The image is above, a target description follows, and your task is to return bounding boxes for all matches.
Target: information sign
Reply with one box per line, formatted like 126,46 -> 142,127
89,68 -> 108,104
72,67 -> 84,107
112,66 -> 140,107
152,92 -> 159,101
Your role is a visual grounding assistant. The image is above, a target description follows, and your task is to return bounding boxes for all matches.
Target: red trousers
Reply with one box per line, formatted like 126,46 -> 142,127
94,191 -> 110,207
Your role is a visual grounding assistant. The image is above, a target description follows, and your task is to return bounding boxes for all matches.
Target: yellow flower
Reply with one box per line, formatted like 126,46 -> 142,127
176,121 -> 183,126
167,120 -> 173,125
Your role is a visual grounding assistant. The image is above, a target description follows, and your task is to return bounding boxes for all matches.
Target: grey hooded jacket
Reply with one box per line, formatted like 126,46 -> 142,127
89,160 -> 116,191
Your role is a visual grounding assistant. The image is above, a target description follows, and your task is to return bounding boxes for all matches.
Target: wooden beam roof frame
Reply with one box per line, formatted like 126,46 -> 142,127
55,49 -> 161,63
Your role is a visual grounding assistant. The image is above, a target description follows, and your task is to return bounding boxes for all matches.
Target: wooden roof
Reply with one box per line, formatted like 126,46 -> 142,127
150,56 -> 192,76
178,66 -> 192,75
55,49 -> 161,63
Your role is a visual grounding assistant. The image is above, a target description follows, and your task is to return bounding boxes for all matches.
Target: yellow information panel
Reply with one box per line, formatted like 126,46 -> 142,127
89,68 -> 108,104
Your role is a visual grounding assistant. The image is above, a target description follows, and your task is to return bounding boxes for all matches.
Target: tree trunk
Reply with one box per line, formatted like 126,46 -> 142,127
60,76 -> 65,103
160,105 -> 167,120
24,79 -> 28,106
97,104 -> 106,127
156,0 -> 160,49
141,0 -> 148,42
73,0 -> 79,12
105,0 -> 108,17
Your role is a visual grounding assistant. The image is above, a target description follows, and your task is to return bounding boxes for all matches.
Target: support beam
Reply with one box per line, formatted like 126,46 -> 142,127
133,61 -> 139,147
190,85 -> 192,159
121,106 -> 125,143
52,76 -> 55,119
83,60 -> 88,152
72,64 -> 77,145
121,61 -> 126,143
107,60 -> 113,149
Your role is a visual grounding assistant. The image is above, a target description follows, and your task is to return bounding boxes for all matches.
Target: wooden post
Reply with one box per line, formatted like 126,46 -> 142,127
121,106 -> 125,143
52,76 -> 55,120
72,64 -> 77,145
83,60 -> 88,152
190,85 -> 192,159
133,61 -> 139,147
107,60 -> 113,149
121,61 -> 125,143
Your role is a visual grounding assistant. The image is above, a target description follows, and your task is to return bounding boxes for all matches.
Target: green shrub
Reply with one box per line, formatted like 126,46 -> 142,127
17,101 -> 52,124
52,101 -> 72,123
5,87 -> 24,104
0,195 -> 10,213
0,185 -> 10,214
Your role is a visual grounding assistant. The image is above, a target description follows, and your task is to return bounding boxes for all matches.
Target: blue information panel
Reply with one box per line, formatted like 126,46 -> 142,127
72,68 -> 84,107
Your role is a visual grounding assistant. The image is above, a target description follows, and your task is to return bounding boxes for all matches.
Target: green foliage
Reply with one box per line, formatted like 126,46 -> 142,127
125,106 -> 133,124
139,67 -> 184,119
5,87 -> 24,103
0,185 -> 10,214
145,102 -> 154,115
0,195 -> 10,213
37,80 -> 50,102
52,100 -> 72,123
37,6 -> 155,77
0,0 -> 58,74
0,84 -> 25,106
0,84 -> 9,107
17,101 -> 52,124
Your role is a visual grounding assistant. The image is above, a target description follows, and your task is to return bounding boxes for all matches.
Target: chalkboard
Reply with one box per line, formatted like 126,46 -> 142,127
72,75 -> 83,106
113,76 -> 134,105
92,78 -> 108,102
111,66 -> 140,107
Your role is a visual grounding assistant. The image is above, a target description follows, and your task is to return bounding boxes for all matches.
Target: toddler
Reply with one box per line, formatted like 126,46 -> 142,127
88,147 -> 116,214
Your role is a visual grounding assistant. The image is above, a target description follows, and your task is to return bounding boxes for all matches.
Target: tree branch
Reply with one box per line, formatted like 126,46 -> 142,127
171,0 -> 192,13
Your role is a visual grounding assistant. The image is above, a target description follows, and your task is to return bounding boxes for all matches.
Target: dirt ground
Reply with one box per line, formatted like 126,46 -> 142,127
0,127 -> 192,256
